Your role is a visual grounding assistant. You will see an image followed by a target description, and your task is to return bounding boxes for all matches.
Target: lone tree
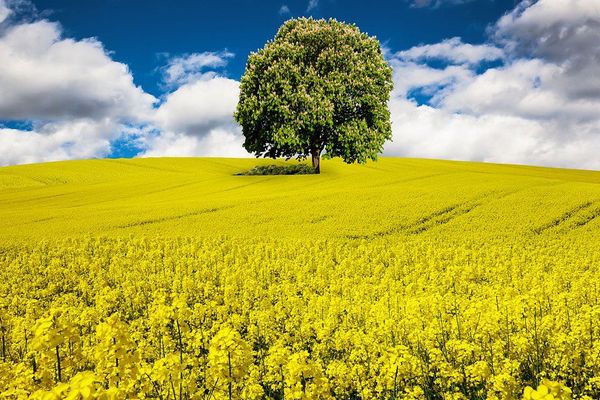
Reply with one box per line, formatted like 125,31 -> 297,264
235,18 -> 393,174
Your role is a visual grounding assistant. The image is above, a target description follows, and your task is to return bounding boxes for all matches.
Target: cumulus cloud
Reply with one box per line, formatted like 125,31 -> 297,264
395,37 -> 503,65
155,77 -> 239,136
139,64 -> 250,158
384,0 -> 600,170
0,0 -> 246,165
160,51 -> 234,88
388,39 -> 488,100
139,129 -> 248,158
495,0 -> 600,61
0,0 -> 159,166
495,0 -> 600,101
0,119 -> 123,166
438,59 -> 600,124
388,60 -> 474,99
386,97 -> 600,170
0,21 -> 155,121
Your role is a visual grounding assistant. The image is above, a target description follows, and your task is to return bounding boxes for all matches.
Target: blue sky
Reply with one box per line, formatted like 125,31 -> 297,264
0,0 -> 599,169
31,0 -> 516,96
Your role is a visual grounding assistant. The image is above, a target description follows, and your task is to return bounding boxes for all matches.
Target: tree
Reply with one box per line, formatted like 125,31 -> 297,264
235,18 -> 393,174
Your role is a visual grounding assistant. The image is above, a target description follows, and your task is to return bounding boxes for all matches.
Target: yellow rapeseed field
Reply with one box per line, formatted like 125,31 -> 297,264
0,157 -> 599,399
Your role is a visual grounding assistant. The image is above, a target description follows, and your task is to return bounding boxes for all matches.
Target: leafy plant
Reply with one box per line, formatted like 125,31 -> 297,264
235,18 -> 393,173
235,164 -> 316,176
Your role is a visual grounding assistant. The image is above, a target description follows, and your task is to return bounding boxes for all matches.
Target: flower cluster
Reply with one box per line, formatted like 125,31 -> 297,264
0,234 -> 598,399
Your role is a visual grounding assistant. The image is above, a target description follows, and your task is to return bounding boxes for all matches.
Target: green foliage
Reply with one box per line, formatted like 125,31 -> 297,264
235,18 -> 393,173
235,164 -> 315,176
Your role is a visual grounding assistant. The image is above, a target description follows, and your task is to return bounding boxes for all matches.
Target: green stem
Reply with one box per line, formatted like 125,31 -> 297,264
228,351 -> 232,400
56,345 -> 62,382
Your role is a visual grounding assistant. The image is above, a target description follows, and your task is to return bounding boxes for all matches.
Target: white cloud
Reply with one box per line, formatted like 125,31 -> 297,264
155,77 -> 239,136
140,129 -> 248,158
384,0 -> 600,170
279,4 -> 290,15
0,1 -> 245,165
494,0 -> 600,101
389,59 -> 474,98
0,119 -> 124,166
306,0 -> 318,12
387,98 -> 541,163
139,52 -> 250,158
0,0 -> 11,23
0,20 -> 155,121
438,59 -> 600,124
395,37 -> 503,65
161,51 -> 234,88
386,97 -> 600,171
0,2 -> 158,166
496,0 -> 600,61
0,12 -> 156,166
139,77 -> 250,158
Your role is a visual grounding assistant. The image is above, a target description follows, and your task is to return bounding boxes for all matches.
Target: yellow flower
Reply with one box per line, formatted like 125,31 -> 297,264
523,380 -> 572,400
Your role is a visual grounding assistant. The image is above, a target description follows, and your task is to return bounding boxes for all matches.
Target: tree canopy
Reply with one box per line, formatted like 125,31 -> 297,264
235,18 -> 393,173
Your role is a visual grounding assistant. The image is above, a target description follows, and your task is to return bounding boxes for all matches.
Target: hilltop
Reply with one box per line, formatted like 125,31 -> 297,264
0,157 -> 598,244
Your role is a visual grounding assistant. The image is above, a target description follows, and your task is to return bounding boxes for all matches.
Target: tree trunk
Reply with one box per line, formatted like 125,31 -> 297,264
311,150 -> 321,174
